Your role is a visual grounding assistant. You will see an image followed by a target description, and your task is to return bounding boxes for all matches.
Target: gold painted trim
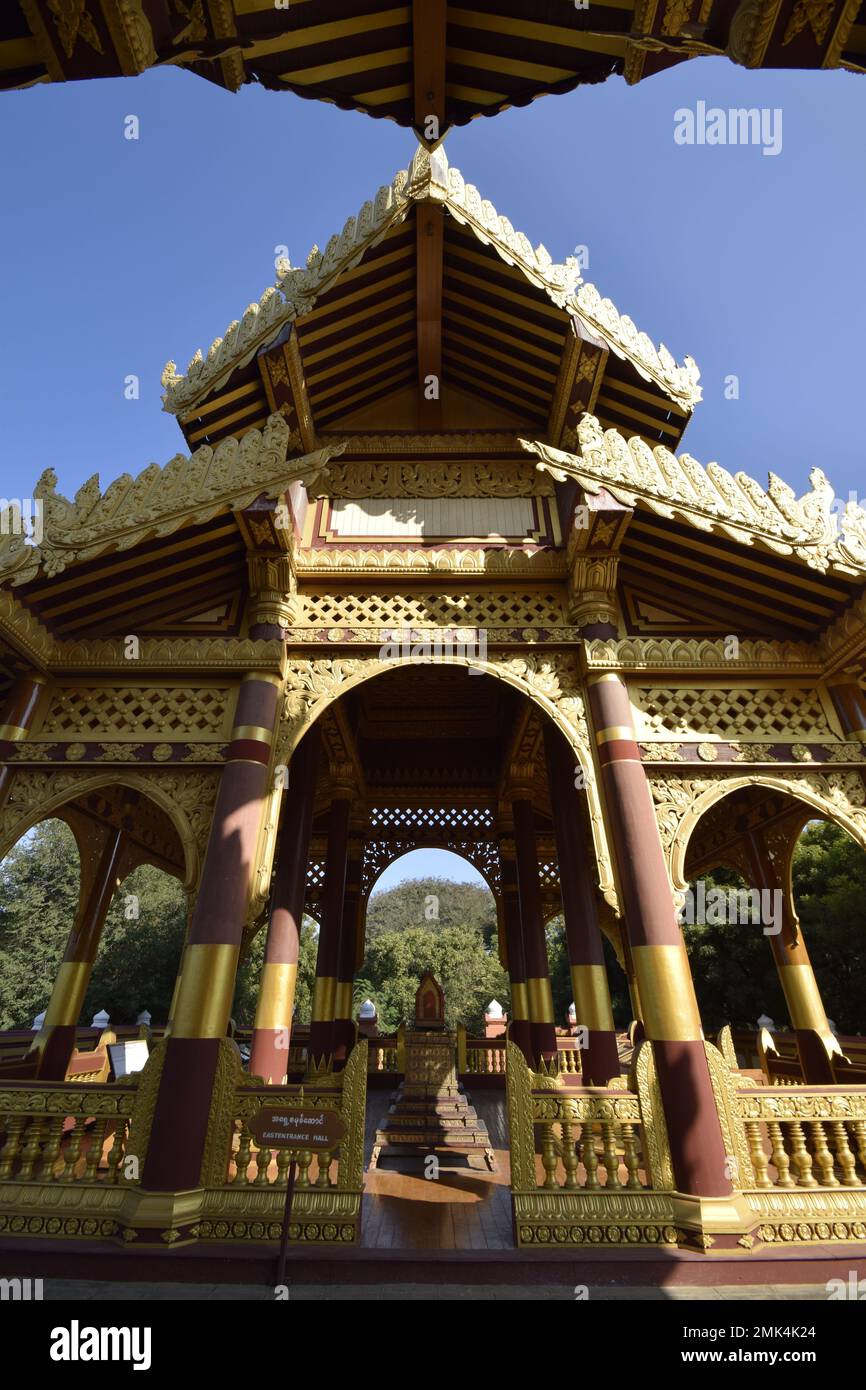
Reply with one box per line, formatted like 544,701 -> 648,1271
253,961 -> 298,1031
243,672 -> 284,689
778,962 -> 833,1035
632,944 -> 703,1042
511,981 -> 529,1020
527,976 -> 555,1024
333,981 -> 354,1019
0,724 -> 30,742
171,943 -> 240,1039
43,961 -> 92,1027
587,672 -> 624,686
570,963 -> 615,1032
231,724 -> 274,746
596,725 -> 635,745
311,975 -> 337,1023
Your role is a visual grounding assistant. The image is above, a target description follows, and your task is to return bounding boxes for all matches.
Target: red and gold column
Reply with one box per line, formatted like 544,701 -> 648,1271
32,823 -> 128,1080
748,830 -> 839,1084
307,778 -> 353,1068
544,723 -> 620,1085
142,671 -> 282,1190
510,782 -> 557,1066
498,848 -> 532,1061
332,836 -> 364,1068
249,726 -> 320,1084
586,672 -> 732,1198
0,671 -> 47,812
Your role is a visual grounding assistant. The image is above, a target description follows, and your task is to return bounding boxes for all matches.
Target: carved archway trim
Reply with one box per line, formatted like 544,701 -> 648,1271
0,768 -> 215,891
663,771 -> 866,894
278,651 -> 618,912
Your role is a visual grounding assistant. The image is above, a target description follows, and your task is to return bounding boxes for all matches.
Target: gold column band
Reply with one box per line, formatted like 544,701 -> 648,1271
43,960 -> 92,1027
243,672 -> 283,688
231,724 -> 274,745
311,975 -> 337,1023
333,981 -> 354,1019
587,673 -> 623,686
253,961 -> 298,1031
570,963 -> 615,1032
632,943 -> 703,1041
596,725 -> 636,745
526,976 -> 555,1024
778,962 -> 832,1034
0,724 -> 30,742
511,981 -> 529,1020
170,943 -> 239,1039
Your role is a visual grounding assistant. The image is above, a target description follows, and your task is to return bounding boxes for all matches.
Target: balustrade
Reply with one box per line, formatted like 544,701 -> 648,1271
0,1083 -> 137,1186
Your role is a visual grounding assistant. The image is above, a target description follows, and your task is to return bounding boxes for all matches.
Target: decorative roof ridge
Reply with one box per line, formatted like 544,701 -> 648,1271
0,416 -> 345,587
522,415 -> 866,578
161,144 -> 702,416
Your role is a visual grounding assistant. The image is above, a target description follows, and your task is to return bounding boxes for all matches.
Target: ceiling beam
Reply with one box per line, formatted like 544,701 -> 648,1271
413,0 -> 448,143
416,203 -> 444,428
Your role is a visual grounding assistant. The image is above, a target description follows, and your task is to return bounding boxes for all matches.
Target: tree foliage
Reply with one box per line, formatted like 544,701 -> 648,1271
1,818 -> 864,1038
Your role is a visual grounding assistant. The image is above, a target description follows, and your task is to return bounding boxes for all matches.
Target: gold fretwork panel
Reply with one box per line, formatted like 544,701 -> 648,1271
296,587 -> 567,632
634,685 -> 836,742
37,684 -> 233,742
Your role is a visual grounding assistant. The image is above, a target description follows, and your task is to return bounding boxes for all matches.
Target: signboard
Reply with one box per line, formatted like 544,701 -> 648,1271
248,1106 -> 346,1151
108,1039 -> 149,1078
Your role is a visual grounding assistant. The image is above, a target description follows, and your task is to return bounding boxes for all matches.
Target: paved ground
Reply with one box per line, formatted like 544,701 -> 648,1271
39,1279 -> 833,1301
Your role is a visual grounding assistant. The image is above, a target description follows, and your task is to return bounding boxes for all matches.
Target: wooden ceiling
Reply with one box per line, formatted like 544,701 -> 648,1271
3,3 -> 862,119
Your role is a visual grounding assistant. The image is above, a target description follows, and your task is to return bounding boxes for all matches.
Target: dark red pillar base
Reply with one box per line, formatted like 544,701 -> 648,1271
307,1021 -> 333,1069
32,1025 -> 78,1082
141,1038 -> 221,1191
248,1031 -> 288,1085
795,1028 -> 837,1084
531,1021 -> 558,1069
583,1029 -> 622,1085
508,1019 -> 533,1064
653,1040 -> 733,1197
331,1019 -> 356,1071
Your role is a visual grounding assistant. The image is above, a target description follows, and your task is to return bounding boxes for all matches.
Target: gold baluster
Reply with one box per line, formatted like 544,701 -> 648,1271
601,1122 -> 622,1189
83,1119 -> 104,1181
40,1115 -> 65,1182
745,1121 -> 771,1189
254,1144 -> 273,1185
18,1115 -> 43,1181
809,1121 -> 838,1187
580,1123 -> 600,1190
296,1149 -> 314,1187
540,1123 -> 558,1188
316,1151 -> 334,1187
828,1121 -> 858,1186
233,1123 -> 252,1184
787,1121 -> 817,1188
849,1120 -> 866,1176
0,1114 -> 25,1180
621,1123 -> 642,1189
560,1121 -> 579,1189
106,1119 -> 128,1184
766,1119 -> 794,1188
275,1149 -> 291,1187
60,1119 -> 85,1182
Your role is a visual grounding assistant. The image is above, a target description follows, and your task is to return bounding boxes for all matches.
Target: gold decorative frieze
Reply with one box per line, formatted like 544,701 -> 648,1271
584,635 -> 822,675
310,457 -> 553,499
295,586 -> 568,633
294,547 -> 568,579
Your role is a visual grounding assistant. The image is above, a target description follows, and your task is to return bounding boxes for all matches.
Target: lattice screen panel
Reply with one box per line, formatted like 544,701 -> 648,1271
298,588 -> 566,630
369,804 -> 495,834
39,685 -> 231,741
635,686 -> 834,741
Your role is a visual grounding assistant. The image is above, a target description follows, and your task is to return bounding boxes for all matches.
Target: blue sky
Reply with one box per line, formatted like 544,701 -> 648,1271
1,60 -> 865,506
370,848 -> 488,893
